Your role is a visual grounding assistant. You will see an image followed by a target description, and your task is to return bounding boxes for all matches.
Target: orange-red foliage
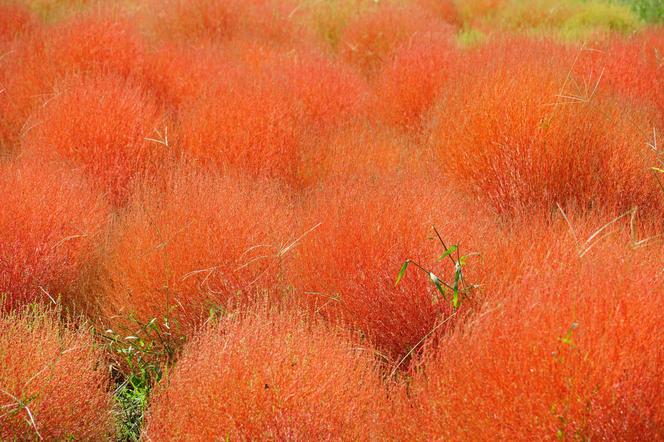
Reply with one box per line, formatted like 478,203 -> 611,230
291,172 -> 490,360
0,13 -> 144,150
171,43 -> 370,187
0,157 -> 110,312
95,168 -> 294,345
141,43 -> 233,112
430,47 -> 662,219
23,73 -> 166,204
0,3 -> 35,45
175,64 -> 305,186
0,32 -> 45,151
261,49 -> 370,133
0,306 -> 114,440
297,123 -> 412,188
46,12 -> 144,79
454,0 -> 506,27
145,0 -> 304,47
144,305 -> 391,440
578,30 -> 664,126
401,224 -> 664,440
221,42 -> 369,131
338,3 -> 450,79
374,31 -> 458,132
0,2 -> 661,438
415,0 -> 462,26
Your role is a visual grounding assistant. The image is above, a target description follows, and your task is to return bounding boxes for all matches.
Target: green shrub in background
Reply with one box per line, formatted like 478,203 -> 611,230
452,0 -> 649,40
456,26 -> 486,46
616,0 -> 664,23
11,0 -> 89,22
561,2 -> 643,39
496,0 -> 576,30
497,0 -> 641,38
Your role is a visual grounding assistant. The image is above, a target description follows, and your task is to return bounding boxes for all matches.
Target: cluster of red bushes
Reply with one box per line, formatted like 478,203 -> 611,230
0,0 -> 662,439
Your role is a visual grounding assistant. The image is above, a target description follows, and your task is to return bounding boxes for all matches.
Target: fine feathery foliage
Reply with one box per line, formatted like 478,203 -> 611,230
94,167 -> 295,359
142,0 -> 306,47
0,11 -> 145,151
0,156 -> 110,312
430,40 -> 663,220
22,73 -> 167,205
290,172 -> 491,361
398,222 -> 664,440
0,1 -> 662,440
0,304 -> 114,440
143,304 -> 392,440
338,2 -> 452,79
373,30 -> 458,132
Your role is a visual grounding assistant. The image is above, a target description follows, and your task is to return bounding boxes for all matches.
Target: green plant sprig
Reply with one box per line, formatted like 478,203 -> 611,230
395,226 -> 478,311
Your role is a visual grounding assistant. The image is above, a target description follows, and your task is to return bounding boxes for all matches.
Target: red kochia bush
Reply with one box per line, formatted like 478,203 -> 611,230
297,122 -> 411,188
415,0 -> 462,26
23,73 -> 165,205
145,0 -> 303,46
261,48 -> 370,133
175,65 -> 304,186
401,227 -> 664,440
95,168 -> 294,346
0,157 -> 110,312
144,305 -> 391,440
216,42 -> 369,132
0,31 -> 47,151
0,306 -> 114,440
430,54 -> 662,219
291,172 -> 490,360
46,12 -> 144,79
374,31 -> 458,132
0,13 -> 144,151
577,29 -> 664,126
338,3 -> 450,78
141,43 -> 233,112
0,3 -> 35,45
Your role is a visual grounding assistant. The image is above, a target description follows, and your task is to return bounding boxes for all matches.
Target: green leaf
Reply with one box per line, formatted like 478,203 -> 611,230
437,245 -> 458,261
430,273 -> 449,301
452,271 -> 461,309
452,294 -> 459,309
395,260 -> 409,286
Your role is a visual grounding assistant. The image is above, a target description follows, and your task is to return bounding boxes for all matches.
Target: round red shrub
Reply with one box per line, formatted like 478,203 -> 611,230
23,73 -> 166,205
0,3 -> 35,45
174,65 -> 304,186
0,306 -> 114,440
430,51 -> 662,219
46,12 -> 144,79
144,0 -> 304,47
291,172 -> 490,360
577,29 -> 664,127
261,48 -> 370,133
0,13 -> 144,151
95,168 -> 294,348
141,42 -> 233,112
0,157 -> 110,312
206,42 -> 369,132
401,227 -> 664,439
415,0 -> 462,26
297,122 -> 418,188
374,31 -> 458,132
338,3 -> 451,79
144,305 -> 391,440
0,32 -> 48,151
